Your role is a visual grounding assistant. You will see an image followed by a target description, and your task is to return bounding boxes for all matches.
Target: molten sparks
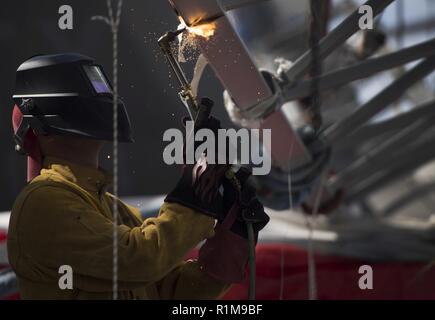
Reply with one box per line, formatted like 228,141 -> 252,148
178,16 -> 216,40
187,22 -> 216,39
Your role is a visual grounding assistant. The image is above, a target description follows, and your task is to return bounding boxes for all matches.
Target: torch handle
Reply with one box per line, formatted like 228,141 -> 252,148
158,26 -> 256,301
158,31 -> 190,88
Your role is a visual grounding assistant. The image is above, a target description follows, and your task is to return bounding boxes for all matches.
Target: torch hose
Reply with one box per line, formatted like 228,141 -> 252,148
246,222 -> 256,300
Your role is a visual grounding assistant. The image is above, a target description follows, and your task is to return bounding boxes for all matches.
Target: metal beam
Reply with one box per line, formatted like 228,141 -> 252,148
382,180 -> 435,217
283,38 -> 435,101
220,0 -> 272,11
324,56 -> 435,144
330,118 -> 435,189
385,18 -> 435,37
336,99 -> 435,150
283,0 -> 395,82
346,134 -> 435,201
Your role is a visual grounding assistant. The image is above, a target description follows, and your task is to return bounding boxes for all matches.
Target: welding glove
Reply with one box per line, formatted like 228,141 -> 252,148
198,167 -> 269,283
221,167 -> 269,242
164,98 -> 231,220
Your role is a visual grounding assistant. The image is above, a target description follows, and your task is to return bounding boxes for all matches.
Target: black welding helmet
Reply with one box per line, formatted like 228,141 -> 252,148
12,53 -> 134,151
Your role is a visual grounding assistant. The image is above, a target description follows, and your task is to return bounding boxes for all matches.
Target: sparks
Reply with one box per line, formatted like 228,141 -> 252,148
178,16 -> 216,40
187,22 -> 216,39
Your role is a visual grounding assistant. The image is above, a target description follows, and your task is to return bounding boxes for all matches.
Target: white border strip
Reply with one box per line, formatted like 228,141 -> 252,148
13,93 -> 79,98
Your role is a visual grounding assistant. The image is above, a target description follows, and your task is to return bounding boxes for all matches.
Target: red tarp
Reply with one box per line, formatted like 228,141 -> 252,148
219,243 -> 435,300
2,241 -> 435,300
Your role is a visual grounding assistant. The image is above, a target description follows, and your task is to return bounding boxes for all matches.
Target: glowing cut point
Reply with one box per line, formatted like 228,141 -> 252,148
178,16 -> 217,40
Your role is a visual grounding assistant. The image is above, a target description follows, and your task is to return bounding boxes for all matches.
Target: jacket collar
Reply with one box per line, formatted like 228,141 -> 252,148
42,156 -> 113,193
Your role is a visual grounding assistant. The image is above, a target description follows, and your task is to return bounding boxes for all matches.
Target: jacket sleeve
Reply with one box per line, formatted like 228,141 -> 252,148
11,183 -> 220,293
153,260 -> 231,300
121,197 -> 232,299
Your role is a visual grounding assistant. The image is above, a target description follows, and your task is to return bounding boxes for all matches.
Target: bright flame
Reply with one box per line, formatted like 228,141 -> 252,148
178,16 -> 216,40
187,22 -> 216,39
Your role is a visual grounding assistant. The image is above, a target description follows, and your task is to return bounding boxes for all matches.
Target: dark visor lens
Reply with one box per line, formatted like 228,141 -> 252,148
83,65 -> 112,94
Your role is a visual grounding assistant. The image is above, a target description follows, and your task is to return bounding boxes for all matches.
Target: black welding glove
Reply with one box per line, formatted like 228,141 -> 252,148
222,167 -> 270,243
164,98 -> 231,220
198,167 -> 269,284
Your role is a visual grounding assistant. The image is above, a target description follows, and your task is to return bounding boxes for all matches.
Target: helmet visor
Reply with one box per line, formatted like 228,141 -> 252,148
83,65 -> 112,94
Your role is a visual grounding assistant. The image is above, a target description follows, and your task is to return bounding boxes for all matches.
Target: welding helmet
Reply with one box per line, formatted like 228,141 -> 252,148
12,53 -> 134,155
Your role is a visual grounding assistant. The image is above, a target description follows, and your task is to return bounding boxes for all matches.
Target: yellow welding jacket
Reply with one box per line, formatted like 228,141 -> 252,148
7,157 -> 229,299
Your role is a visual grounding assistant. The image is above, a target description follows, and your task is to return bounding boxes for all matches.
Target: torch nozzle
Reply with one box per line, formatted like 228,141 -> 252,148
171,27 -> 187,38
158,28 -> 187,48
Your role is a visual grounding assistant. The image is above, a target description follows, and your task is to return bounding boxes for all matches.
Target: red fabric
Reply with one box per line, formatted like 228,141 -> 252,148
198,204 -> 249,283
12,105 -> 42,182
4,293 -> 20,300
4,242 -> 435,300
0,231 -> 6,243
188,243 -> 435,299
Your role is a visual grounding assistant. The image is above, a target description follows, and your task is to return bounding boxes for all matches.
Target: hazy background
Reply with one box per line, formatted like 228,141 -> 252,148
0,0 -> 236,211
1,0 -> 434,211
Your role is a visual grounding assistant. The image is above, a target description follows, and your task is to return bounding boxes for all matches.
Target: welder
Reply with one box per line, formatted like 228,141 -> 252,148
7,53 -> 270,299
